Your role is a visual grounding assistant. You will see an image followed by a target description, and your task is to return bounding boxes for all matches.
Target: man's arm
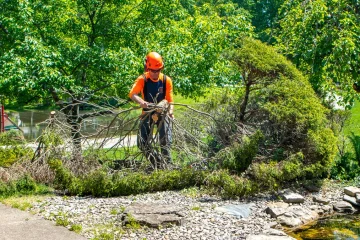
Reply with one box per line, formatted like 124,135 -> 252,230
130,94 -> 149,109
129,76 -> 148,108
165,77 -> 174,118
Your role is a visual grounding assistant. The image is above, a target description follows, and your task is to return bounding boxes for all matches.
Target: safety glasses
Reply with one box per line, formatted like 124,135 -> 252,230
148,68 -> 161,73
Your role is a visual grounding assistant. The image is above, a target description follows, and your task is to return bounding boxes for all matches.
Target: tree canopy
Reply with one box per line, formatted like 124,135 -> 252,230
276,0 -> 360,107
0,0 -> 253,106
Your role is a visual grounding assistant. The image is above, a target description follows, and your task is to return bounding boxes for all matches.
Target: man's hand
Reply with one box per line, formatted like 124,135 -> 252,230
140,101 -> 149,109
169,113 -> 174,119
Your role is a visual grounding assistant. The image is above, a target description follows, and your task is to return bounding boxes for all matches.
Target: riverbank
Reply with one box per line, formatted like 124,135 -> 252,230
23,180 -> 351,240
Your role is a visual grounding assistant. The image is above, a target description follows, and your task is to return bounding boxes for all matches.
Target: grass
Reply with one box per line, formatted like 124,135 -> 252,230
0,194 -> 53,211
110,208 -> 118,215
344,101 -> 360,136
83,146 -> 140,162
180,187 -> 201,198
173,94 -> 206,105
90,223 -> 125,240
191,206 -> 201,211
70,224 -> 83,233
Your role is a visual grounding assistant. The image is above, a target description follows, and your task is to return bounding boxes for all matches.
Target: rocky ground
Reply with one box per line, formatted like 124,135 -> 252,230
29,181 -> 352,240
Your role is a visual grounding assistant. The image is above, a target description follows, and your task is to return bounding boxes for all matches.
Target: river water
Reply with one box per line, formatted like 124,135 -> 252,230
290,214 -> 360,240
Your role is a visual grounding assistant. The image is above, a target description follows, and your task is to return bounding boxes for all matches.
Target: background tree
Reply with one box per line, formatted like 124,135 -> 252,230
276,0 -> 360,107
0,0 -> 253,151
232,0 -> 284,43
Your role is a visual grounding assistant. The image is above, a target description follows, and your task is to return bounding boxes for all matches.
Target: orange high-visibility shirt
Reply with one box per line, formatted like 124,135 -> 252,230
128,72 -> 174,103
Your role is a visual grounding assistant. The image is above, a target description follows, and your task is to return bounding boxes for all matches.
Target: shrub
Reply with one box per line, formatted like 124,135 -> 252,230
250,162 -> 281,191
0,175 -> 51,198
0,130 -> 26,146
220,130 -> 264,173
48,159 -> 83,195
349,132 -> 360,166
38,130 -> 63,148
0,145 -> 33,167
204,38 -> 339,183
280,153 -> 303,181
204,169 -> 256,198
15,174 -> 37,193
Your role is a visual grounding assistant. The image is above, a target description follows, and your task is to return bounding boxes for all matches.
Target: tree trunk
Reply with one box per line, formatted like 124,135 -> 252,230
65,101 -> 83,161
239,81 -> 251,123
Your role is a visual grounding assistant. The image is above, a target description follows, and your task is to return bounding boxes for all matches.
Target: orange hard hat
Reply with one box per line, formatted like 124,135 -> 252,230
145,52 -> 164,70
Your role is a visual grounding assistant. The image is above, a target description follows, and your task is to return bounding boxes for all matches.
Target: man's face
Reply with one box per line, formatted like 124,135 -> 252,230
149,68 -> 161,80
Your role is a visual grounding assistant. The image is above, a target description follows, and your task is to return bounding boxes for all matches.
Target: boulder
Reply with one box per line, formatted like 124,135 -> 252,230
282,192 -> 304,203
343,195 -> 360,207
277,206 -> 318,228
288,206 -> 318,222
214,204 -> 254,218
265,202 -> 289,218
304,185 -> 320,193
344,186 -> 360,197
124,203 -> 185,228
312,196 -> 330,205
246,229 -> 296,240
356,193 -> 360,203
333,201 -> 355,213
277,216 -> 303,227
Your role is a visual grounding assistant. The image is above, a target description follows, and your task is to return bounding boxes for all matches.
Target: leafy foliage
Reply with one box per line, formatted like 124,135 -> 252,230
331,132 -> 360,180
276,0 -> 360,106
0,175 -> 50,198
215,130 -> 263,173
0,0 -> 253,106
0,131 -> 32,167
0,130 -> 26,146
206,38 -> 337,178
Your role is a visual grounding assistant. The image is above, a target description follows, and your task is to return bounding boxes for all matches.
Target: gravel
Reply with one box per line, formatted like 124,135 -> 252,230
30,182 -> 346,240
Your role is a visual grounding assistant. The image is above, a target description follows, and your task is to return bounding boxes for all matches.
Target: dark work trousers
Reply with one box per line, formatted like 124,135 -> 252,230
137,113 -> 172,168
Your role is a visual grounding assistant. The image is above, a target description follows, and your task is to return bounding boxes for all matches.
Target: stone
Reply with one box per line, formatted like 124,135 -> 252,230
282,193 -> 304,203
312,196 -> 330,204
344,186 -> 360,197
304,185 -> 320,193
265,206 -> 287,218
343,195 -> 360,207
321,205 -> 333,213
356,193 -> 360,203
267,202 -> 289,209
125,213 -> 184,228
124,203 -> 185,228
247,234 -> 296,240
333,201 -> 355,213
262,228 -> 288,236
277,216 -> 303,227
214,204 -> 254,218
284,206 -> 318,225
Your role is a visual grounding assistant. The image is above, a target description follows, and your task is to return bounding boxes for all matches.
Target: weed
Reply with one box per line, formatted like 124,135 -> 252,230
62,195 -> 69,201
90,223 -> 124,240
191,206 -> 201,211
92,232 -> 115,240
0,195 -> 51,211
55,211 -> 70,227
110,208 -> 118,215
181,187 -> 200,198
70,224 -> 82,234
119,206 -> 126,213
126,214 -> 141,229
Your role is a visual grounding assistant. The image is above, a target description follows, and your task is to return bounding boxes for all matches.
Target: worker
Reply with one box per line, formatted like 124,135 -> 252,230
129,52 -> 174,169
